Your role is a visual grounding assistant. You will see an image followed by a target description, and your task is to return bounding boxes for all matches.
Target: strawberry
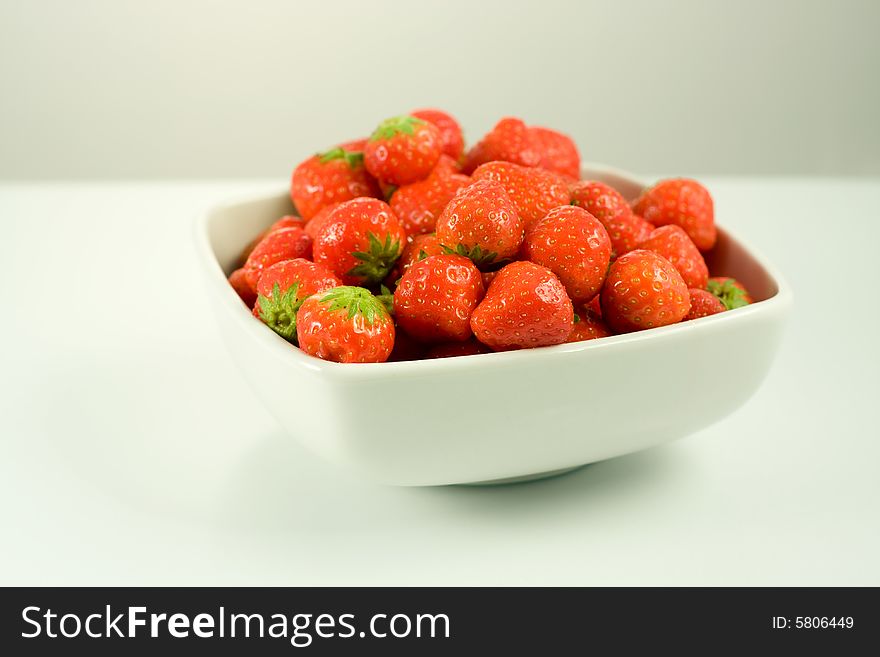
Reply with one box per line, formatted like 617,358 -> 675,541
243,226 -> 312,290
395,233 -> 444,276
290,142 -> 381,221
637,224 -> 708,289
462,117 -> 541,174
364,115 -> 442,185
296,286 -> 395,363
481,270 -> 498,289
600,249 -> 690,333
304,202 -> 341,241
390,155 -> 470,235
236,215 -> 305,267
393,254 -> 484,343
586,294 -> 602,318
471,161 -> 570,231
633,178 -> 716,251
228,268 -> 257,307
522,205 -> 611,303
470,261 -> 573,350
425,339 -> 490,359
411,108 -> 465,161
566,311 -> 611,343
570,181 -> 652,258
530,126 -> 580,180
707,277 -> 753,309
313,198 -> 406,287
685,288 -> 726,320
253,258 -> 341,341
435,179 -> 524,266
387,328 -> 427,362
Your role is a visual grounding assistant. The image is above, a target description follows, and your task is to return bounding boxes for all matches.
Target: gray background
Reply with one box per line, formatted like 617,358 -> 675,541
1,0 -> 878,179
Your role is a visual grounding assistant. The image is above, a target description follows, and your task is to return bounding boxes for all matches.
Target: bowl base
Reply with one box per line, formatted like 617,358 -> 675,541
458,465 -> 586,487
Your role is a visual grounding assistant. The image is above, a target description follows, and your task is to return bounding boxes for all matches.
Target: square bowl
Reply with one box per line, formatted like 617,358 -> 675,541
194,165 -> 792,486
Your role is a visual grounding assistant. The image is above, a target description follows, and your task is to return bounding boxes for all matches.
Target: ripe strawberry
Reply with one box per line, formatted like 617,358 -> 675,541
707,277 -> 753,309
390,155 -> 470,235
364,115 -> 442,185
291,142 -> 380,221
228,268 -> 257,307
472,161 -> 570,230
237,215 -> 305,267
462,117 -> 541,174
570,181 -> 652,257
296,286 -> 395,363
411,108 -> 465,161
435,179 -> 524,266
387,328 -> 427,362
530,126 -> 580,180
425,339 -> 490,359
600,249 -> 690,333
393,254 -> 484,342
243,226 -> 312,290
397,233 -> 444,274
637,224 -> 708,289
471,261 -> 573,350
253,258 -> 341,341
566,311 -> 611,343
304,202 -> 341,241
685,288 -> 726,320
522,205 -> 611,303
586,294 -> 602,318
633,178 -> 716,251
481,270 -> 498,289
313,198 -> 406,286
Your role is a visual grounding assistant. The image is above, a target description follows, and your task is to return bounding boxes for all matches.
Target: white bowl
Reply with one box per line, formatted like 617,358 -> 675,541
194,164 -> 792,486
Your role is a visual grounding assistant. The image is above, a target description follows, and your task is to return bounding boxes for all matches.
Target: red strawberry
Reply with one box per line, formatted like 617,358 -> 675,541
633,178 -> 716,251
243,226 -> 312,290
570,181 -> 652,257
253,258 -> 341,341
707,277 -> 753,309
685,288 -> 726,320
435,179 -> 524,266
462,117 -> 541,174
470,261 -> 573,350
313,198 -> 406,286
291,143 -> 380,221
387,329 -> 427,362
397,233 -> 444,274
637,224 -> 708,289
304,202 -> 341,241
471,161 -> 570,231
296,286 -> 395,363
364,115 -> 442,185
228,268 -> 257,307
530,126 -> 580,180
522,205 -> 611,303
411,108 -> 465,161
481,270 -> 498,289
586,294 -> 602,318
390,155 -> 470,235
425,339 -> 490,359
600,249 -> 690,333
393,254 -> 484,343
237,215 -> 306,267
566,311 -> 611,343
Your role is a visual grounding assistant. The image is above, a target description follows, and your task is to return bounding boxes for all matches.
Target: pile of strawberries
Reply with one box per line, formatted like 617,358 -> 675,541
227,110 -> 754,363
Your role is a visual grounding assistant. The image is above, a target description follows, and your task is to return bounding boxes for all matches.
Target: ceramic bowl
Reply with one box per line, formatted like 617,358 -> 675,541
194,164 -> 792,486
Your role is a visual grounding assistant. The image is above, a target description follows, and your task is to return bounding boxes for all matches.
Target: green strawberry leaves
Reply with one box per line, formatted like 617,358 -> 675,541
318,146 -> 364,169
707,278 -> 750,310
256,282 -> 302,342
348,232 -> 402,286
376,284 -> 395,316
441,243 -> 499,268
369,115 -> 425,142
319,286 -> 390,326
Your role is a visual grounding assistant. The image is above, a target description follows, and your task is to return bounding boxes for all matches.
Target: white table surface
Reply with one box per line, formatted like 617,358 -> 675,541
2,178 -> 879,586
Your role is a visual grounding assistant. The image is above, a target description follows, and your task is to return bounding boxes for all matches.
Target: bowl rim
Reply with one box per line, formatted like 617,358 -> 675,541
194,163 -> 793,380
